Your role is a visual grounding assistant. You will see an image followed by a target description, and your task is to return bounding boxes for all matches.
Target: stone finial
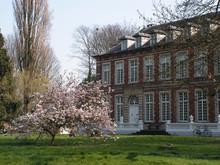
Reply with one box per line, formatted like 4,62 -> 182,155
190,115 -> 194,123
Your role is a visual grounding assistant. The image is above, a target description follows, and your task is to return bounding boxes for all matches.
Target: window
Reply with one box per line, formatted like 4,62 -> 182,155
176,51 -> 188,79
177,90 -> 188,122
144,56 -> 154,81
216,90 -> 220,117
129,59 -> 138,83
102,63 -> 110,84
135,37 -> 142,48
214,48 -> 220,75
145,92 -> 154,122
166,32 -> 173,42
150,34 -> 157,46
195,89 -> 208,122
194,50 -> 207,77
115,61 -> 124,84
115,95 -> 123,122
121,40 -> 127,50
160,91 -> 171,122
129,96 -> 139,105
160,54 -> 171,80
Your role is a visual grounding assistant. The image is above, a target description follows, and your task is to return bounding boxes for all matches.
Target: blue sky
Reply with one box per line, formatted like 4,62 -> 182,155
0,0 -> 174,77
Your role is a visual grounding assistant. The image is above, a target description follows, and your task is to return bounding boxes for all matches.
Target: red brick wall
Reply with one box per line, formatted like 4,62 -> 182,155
95,47 -> 219,124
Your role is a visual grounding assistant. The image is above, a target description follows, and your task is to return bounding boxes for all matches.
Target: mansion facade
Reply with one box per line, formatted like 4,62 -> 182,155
94,13 -> 220,134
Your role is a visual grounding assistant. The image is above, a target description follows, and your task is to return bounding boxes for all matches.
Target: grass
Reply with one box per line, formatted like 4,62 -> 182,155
0,135 -> 220,165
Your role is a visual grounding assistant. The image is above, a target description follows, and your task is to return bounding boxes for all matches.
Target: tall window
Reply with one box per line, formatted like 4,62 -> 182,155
160,54 -> 171,80
102,63 -> 110,84
214,48 -> 220,75
176,51 -> 188,79
115,61 -> 124,84
150,34 -> 157,46
177,90 -> 188,122
115,95 -> 123,122
195,89 -> 208,122
216,90 -> 220,116
160,91 -> 171,122
145,92 -> 154,122
144,56 -> 154,81
129,59 -> 138,83
194,50 -> 207,77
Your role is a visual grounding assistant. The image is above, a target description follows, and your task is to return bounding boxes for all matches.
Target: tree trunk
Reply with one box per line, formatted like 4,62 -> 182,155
50,135 -> 55,145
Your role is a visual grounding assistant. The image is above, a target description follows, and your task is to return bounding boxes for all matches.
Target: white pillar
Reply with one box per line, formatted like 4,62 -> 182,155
166,120 -> 171,131
189,115 -> 194,133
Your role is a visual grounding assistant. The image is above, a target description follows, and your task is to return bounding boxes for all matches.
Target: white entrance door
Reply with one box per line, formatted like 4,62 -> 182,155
129,105 -> 139,123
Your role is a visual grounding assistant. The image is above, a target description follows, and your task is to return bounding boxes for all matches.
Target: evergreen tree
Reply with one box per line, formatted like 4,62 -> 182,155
0,32 -> 20,129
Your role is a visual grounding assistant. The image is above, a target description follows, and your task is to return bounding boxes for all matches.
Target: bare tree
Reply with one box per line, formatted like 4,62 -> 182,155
73,24 -> 137,81
8,0 -> 59,113
144,0 -> 219,24
137,0 -> 220,94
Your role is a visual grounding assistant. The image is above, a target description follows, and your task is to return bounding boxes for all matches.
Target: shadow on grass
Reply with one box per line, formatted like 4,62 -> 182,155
126,152 -> 138,161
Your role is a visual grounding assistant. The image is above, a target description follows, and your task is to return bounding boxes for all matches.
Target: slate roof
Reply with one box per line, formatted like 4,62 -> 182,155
93,12 -> 220,57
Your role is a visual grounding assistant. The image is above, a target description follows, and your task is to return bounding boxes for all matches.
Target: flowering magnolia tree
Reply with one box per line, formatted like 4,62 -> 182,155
11,74 -> 115,145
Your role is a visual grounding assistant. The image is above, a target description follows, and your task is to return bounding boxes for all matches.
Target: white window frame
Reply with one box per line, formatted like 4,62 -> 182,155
121,40 -> 127,51
160,53 -> 171,80
214,47 -> 220,75
115,95 -> 123,123
176,90 -> 189,122
166,31 -> 173,42
216,90 -> 220,120
129,58 -> 138,83
150,34 -> 157,46
135,37 -> 142,48
144,92 -> 154,122
102,62 -> 111,84
159,91 -> 171,122
115,61 -> 124,85
176,51 -> 188,79
194,50 -> 208,77
195,89 -> 208,122
144,56 -> 154,82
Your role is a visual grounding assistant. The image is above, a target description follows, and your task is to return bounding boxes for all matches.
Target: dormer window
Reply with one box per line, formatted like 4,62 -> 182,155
119,36 -> 135,51
150,34 -> 157,46
166,32 -> 173,42
184,23 -> 199,39
133,33 -> 150,48
121,41 -> 127,51
165,25 -> 182,42
136,37 -> 142,48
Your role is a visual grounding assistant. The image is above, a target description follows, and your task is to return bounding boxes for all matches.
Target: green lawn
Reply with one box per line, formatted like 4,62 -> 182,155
0,135 -> 220,165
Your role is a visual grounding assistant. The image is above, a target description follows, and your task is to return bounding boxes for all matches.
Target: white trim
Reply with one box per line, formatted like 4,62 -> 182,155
128,58 -> 139,84
176,89 -> 189,122
215,90 -> 220,121
195,88 -> 208,122
144,92 -> 154,122
144,56 -> 154,82
214,47 -> 220,75
159,53 -> 171,80
159,91 -> 171,122
175,51 -> 188,79
102,62 -> 111,85
115,60 -> 124,85
115,95 -> 123,123
194,49 -> 208,78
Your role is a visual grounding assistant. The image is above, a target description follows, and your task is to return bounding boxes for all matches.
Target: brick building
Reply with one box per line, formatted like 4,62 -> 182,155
93,13 -> 220,134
